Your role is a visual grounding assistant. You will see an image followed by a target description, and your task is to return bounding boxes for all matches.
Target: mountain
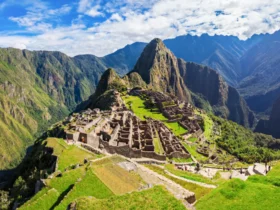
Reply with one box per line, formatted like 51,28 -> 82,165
164,34 -> 266,86
0,48 -> 105,169
238,31 -> 280,113
131,38 -> 191,101
99,32 -> 279,115
255,96 -> 280,138
81,39 -> 256,128
0,45 -> 146,170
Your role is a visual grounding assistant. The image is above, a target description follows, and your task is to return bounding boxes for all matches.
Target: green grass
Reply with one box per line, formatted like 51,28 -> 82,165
75,185 -> 185,210
182,142 -> 208,161
19,188 -> 49,208
188,137 -> 198,142
47,167 -> 86,194
196,162 -> 280,210
145,165 -> 212,199
19,188 -> 60,210
58,146 -> 100,171
165,164 -> 215,185
170,157 -> 193,163
195,110 -> 213,139
154,136 -> 165,155
123,95 -> 187,136
55,169 -> 114,210
45,138 -> 102,171
92,163 -> 143,195
196,178 -> 280,210
267,162 -> 280,177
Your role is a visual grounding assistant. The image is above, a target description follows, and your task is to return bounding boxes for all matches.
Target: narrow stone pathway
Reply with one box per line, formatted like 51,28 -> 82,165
128,159 -> 196,210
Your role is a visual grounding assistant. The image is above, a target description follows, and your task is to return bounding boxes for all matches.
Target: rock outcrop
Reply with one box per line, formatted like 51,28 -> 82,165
255,96 -> 280,138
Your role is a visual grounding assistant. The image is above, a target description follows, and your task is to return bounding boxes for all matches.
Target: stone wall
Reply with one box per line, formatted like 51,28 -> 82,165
99,139 -> 166,161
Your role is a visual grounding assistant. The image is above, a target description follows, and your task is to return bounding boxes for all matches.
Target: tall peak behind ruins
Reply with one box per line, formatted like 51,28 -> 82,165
132,38 -> 192,101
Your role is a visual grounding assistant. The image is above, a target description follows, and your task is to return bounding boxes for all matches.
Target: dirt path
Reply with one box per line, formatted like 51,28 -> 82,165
130,160 -> 196,209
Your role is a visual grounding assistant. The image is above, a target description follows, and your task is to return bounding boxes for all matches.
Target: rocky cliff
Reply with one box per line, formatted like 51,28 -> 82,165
131,38 -> 191,101
255,96 -> 280,138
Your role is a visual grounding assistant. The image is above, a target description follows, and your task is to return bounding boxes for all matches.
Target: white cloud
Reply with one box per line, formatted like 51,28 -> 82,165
78,0 -> 103,17
1,0 -> 280,56
9,4 -> 71,30
86,5 -> 103,17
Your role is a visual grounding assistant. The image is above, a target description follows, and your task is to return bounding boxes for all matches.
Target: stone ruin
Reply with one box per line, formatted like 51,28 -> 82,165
61,91 -> 191,161
130,89 -> 203,137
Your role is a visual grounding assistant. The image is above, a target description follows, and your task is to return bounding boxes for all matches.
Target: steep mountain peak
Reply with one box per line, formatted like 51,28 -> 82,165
132,38 -> 191,101
94,68 -> 120,97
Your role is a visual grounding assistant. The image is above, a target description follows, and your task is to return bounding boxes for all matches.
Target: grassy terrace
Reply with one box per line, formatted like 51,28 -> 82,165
55,169 -> 114,210
195,162 -> 280,210
153,131 -> 165,155
145,164 -> 212,200
194,110 -> 213,140
46,138 -> 103,171
122,95 -> 187,136
165,164 -> 215,185
92,160 -> 144,195
182,142 -> 208,162
75,186 -> 186,210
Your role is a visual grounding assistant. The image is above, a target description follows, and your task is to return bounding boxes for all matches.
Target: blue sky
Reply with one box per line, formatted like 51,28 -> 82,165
0,0 -> 280,56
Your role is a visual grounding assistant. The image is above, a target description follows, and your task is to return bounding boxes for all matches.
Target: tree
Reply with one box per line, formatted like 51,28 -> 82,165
0,191 -> 11,210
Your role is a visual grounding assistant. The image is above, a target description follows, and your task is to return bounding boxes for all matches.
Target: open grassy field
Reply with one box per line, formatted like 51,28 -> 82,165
75,186 -> 186,210
122,95 -> 187,136
93,164 -> 143,195
145,164 -> 212,199
55,169 -> 114,210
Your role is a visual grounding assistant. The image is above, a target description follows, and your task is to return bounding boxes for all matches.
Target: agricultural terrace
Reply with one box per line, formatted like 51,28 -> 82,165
122,95 -> 187,136
45,138 -> 103,171
91,157 -> 144,195
75,186 -> 186,210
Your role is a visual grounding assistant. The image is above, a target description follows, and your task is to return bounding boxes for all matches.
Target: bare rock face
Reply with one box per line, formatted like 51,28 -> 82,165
132,38 -> 191,102
255,96 -> 280,138
178,60 -> 255,128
